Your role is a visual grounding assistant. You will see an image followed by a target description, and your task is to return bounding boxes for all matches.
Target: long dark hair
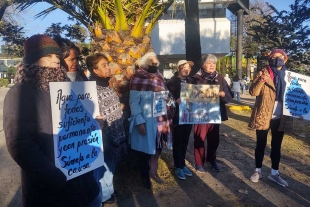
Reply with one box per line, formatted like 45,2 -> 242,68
232,75 -> 239,82
86,53 -> 108,77
53,36 -> 80,59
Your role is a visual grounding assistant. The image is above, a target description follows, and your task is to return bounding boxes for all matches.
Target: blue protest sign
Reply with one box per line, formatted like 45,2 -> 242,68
284,71 -> 310,120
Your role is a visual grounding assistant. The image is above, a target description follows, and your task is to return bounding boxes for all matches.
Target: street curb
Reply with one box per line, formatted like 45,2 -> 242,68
228,105 -> 252,111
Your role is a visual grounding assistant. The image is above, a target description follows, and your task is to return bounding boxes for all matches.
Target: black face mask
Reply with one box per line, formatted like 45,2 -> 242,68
269,58 -> 285,67
148,66 -> 158,73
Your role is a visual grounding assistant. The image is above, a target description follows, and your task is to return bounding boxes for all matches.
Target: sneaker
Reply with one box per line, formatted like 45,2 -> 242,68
209,161 -> 220,172
150,174 -> 164,184
250,170 -> 262,183
175,168 -> 186,180
195,164 -> 206,173
268,173 -> 288,187
183,166 -> 193,176
142,177 -> 152,189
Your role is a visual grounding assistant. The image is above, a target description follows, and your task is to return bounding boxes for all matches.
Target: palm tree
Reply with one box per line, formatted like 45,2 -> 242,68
17,0 -> 174,120
18,0 -> 173,74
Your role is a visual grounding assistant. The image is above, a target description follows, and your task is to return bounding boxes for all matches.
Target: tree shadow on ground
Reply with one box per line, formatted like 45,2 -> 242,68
219,122 -> 310,207
112,148 -> 159,207
110,110 -> 310,207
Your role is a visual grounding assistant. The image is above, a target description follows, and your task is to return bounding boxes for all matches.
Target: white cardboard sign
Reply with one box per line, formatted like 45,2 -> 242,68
283,71 -> 310,120
49,81 -> 104,180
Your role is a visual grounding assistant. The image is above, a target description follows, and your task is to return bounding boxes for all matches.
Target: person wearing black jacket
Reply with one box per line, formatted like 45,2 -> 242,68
191,54 -> 232,173
3,35 -> 100,207
167,60 -> 194,180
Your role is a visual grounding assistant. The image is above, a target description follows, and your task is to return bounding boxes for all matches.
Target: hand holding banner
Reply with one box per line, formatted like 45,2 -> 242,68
179,83 -> 221,124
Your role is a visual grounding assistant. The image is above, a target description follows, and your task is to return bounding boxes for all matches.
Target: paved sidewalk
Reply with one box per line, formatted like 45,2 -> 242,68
227,91 -> 256,109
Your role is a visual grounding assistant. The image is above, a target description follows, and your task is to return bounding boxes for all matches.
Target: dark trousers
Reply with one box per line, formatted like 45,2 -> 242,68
255,118 -> 284,170
135,150 -> 151,178
194,124 -> 220,166
173,124 -> 193,168
149,148 -> 162,176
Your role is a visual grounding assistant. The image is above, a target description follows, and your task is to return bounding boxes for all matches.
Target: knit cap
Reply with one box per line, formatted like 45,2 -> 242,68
268,49 -> 288,62
23,34 -> 61,64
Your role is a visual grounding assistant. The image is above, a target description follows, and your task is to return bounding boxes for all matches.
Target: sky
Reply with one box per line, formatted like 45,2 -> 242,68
14,0 -> 297,36
0,0 -> 299,45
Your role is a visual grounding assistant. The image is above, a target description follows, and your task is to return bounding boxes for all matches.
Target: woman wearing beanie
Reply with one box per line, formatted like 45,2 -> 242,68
86,53 -> 127,205
53,36 -> 88,81
249,49 -> 293,187
3,34 -> 101,207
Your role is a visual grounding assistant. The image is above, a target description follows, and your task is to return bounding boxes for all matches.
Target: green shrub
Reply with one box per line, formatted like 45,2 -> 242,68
0,78 -> 9,87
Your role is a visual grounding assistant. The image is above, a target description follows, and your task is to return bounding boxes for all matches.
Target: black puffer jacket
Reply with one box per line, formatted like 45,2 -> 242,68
3,83 -> 99,207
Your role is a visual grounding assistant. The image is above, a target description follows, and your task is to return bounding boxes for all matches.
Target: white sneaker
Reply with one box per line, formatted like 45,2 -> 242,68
250,170 -> 262,183
268,173 -> 288,187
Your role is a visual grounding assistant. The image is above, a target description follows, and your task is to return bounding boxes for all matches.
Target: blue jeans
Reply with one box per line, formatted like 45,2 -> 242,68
234,92 -> 240,102
93,156 -> 116,202
242,85 -> 246,94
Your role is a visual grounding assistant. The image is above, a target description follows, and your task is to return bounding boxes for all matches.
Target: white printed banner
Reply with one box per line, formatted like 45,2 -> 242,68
153,91 -> 169,117
179,83 -> 221,124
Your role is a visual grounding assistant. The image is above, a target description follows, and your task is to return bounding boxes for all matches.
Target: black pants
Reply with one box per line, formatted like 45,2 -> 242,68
255,118 -> 284,170
135,150 -> 151,178
173,124 -> 193,168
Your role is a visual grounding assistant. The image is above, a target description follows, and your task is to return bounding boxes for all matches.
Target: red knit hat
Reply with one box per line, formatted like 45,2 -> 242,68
269,49 -> 288,62
23,34 -> 61,64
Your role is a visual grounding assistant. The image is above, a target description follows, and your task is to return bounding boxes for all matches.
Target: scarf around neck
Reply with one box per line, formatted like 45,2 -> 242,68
129,68 -> 166,92
267,65 -> 286,101
14,63 -> 69,92
90,76 -> 110,87
197,68 -> 218,81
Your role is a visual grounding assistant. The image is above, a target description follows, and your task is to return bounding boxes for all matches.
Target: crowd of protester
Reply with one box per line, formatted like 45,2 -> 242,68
3,34 -> 293,207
